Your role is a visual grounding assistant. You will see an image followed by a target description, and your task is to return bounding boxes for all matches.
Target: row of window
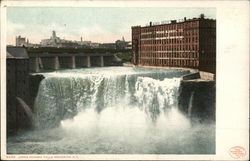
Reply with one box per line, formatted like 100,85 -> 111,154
140,21 -> 200,33
140,36 -> 199,44
141,52 -> 199,58
140,58 -> 199,67
141,32 -> 183,39
140,44 -> 199,51
141,29 -> 200,39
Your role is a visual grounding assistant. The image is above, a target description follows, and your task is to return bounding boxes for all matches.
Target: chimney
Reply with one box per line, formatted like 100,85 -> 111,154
184,17 -> 186,21
150,22 -> 152,26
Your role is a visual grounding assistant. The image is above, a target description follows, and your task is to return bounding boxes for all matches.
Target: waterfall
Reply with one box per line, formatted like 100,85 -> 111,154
8,67 -> 215,154
33,67 -> 190,129
134,77 -> 180,121
188,92 -> 195,117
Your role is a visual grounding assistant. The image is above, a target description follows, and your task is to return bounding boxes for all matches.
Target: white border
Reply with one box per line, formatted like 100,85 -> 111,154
1,0 -> 249,160
1,2 -> 7,158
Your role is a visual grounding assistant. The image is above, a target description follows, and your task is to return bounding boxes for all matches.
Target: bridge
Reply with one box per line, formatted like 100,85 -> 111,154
29,53 -> 122,72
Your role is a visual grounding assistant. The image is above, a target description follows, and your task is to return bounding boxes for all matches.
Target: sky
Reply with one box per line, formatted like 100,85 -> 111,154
7,7 -> 216,45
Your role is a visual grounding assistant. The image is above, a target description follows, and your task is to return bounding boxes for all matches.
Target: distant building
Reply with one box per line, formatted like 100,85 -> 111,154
40,31 -> 77,47
77,40 -> 91,46
40,31 -> 64,47
99,43 -> 116,49
115,36 -> 129,49
7,46 -> 30,135
125,41 -> 132,49
15,32 -> 129,49
99,37 -> 130,50
89,42 -> 100,48
16,36 -> 29,47
131,14 -> 216,73
58,42 -> 79,48
40,31 -> 100,48
75,39 -> 100,49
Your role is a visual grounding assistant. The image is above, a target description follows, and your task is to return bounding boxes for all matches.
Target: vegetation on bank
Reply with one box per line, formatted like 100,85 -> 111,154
116,52 -> 132,62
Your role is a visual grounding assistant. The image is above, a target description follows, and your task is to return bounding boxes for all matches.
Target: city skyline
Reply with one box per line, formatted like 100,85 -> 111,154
7,7 -> 216,45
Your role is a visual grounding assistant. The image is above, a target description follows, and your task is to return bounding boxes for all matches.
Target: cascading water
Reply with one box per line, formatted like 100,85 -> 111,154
7,67 -> 215,154
34,67 -> 188,128
188,92 -> 195,117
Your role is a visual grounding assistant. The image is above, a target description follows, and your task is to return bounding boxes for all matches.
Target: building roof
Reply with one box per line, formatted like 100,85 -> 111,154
7,46 -> 29,58
132,14 -> 215,29
6,52 -> 14,58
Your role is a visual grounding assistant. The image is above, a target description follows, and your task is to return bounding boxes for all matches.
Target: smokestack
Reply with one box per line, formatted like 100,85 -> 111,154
150,22 -> 152,26
184,17 -> 186,21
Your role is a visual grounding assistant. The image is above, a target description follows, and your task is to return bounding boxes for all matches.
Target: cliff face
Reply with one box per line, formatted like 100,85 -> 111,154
178,80 -> 216,123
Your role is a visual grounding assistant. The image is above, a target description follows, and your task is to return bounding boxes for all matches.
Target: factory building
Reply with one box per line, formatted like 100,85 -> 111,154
7,47 -> 30,135
131,14 -> 216,73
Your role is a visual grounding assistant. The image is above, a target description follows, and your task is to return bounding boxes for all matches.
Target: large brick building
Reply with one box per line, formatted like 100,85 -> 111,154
7,47 -> 31,135
131,14 -> 216,73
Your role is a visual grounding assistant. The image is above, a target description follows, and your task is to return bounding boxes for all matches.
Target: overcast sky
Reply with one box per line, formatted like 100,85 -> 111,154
7,7 -> 215,45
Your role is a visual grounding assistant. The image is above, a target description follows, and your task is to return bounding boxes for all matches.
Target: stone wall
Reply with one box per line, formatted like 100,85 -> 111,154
199,71 -> 215,80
